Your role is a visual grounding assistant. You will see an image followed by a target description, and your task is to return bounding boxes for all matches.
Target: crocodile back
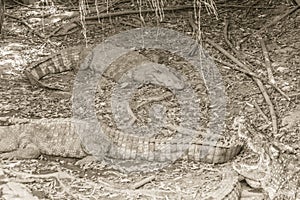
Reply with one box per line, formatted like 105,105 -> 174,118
104,125 -> 243,163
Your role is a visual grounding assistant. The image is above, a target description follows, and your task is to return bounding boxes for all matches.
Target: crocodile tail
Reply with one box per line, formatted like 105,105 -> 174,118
25,45 -> 88,81
24,69 -> 64,90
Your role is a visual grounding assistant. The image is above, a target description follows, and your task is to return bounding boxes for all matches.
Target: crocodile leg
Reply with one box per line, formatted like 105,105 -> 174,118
74,156 -> 98,167
0,143 -> 40,160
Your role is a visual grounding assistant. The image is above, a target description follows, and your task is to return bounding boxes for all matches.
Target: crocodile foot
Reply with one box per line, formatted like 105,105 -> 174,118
0,144 -> 40,160
75,156 -> 101,168
232,162 -> 266,189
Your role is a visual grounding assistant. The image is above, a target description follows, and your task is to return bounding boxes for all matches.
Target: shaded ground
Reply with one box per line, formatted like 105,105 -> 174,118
0,0 -> 299,199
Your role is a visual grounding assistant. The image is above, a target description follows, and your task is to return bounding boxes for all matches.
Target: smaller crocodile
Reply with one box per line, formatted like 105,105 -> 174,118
24,46 -> 186,91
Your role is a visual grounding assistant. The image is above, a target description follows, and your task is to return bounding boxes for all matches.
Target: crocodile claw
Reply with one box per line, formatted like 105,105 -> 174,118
75,156 -> 98,168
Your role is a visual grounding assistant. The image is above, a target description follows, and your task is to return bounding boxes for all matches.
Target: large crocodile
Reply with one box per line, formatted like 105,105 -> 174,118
0,118 -> 243,164
0,117 -> 243,199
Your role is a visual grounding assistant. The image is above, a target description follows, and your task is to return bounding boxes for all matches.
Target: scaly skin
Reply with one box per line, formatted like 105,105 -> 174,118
0,118 -> 243,163
203,168 -> 241,200
24,45 -> 92,90
22,47 -> 243,199
0,118 -> 243,200
24,45 -> 187,91
233,117 -> 299,199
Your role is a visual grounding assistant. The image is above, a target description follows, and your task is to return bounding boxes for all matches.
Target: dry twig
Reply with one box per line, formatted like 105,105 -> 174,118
253,99 -> 270,123
130,175 -> 156,189
289,92 -> 300,97
137,93 -> 173,109
51,5 -> 194,37
223,18 -> 245,59
259,37 -> 275,84
205,38 -> 278,137
4,13 -> 46,40
255,5 -> 300,35
217,4 -> 275,9
214,59 -> 259,78
245,0 -> 261,16
237,5 -> 300,46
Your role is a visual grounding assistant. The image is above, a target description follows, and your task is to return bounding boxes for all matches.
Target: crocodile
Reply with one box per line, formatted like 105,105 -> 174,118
24,45 -> 92,90
233,117 -> 299,199
0,118 -> 243,164
24,46 -> 186,91
233,144 -> 299,200
0,117 -> 243,199
203,168 -> 241,200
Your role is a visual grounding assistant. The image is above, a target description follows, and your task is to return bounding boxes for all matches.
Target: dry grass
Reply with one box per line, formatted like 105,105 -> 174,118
77,0 -> 218,41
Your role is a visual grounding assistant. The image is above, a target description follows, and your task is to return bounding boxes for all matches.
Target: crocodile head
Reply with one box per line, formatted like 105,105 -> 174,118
131,63 -> 185,91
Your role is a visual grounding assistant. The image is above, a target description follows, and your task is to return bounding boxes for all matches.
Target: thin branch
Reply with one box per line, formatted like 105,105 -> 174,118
237,5 -> 300,46
130,175 -> 156,189
205,38 -> 278,137
51,5 -> 194,37
216,4 -> 275,9
289,92 -> 300,97
259,37 -> 275,84
245,0 -> 261,16
255,5 -> 300,36
214,58 -> 259,78
223,18 -> 245,58
4,13 -> 46,40
137,93 -> 173,109
254,79 -> 277,137
253,99 -> 270,123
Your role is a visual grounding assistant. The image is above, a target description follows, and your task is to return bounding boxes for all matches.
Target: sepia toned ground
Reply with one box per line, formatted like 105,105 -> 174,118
0,0 -> 299,199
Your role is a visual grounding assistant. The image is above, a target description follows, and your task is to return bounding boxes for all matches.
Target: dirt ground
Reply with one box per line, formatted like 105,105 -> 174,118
0,0 -> 299,199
